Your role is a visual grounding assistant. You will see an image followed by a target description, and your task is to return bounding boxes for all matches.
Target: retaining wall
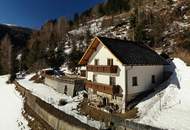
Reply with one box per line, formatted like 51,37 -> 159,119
14,81 -> 97,130
111,115 -> 166,130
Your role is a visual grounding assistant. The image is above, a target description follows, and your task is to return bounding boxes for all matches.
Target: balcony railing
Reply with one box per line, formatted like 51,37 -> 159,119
85,81 -> 113,95
87,65 -> 118,73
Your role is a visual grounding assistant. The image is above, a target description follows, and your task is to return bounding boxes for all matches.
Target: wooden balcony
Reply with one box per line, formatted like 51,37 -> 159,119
85,81 -> 113,95
87,65 -> 118,73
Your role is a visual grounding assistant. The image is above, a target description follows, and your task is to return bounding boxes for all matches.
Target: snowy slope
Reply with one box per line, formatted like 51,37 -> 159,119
0,75 -> 30,130
135,58 -> 190,130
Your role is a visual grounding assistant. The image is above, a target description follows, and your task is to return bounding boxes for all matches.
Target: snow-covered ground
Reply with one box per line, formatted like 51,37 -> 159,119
135,58 -> 190,130
0,75 -> 30,130
17,75 -> 105,129
16,58 -> 190,130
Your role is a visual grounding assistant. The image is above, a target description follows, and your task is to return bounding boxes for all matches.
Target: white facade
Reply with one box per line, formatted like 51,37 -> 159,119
86,41 -> 164,112
87,43 -> 126,94
126,65 -> 164,101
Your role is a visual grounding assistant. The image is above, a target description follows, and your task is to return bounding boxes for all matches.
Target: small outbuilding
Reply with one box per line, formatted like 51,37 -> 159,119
44,74 -> 85,97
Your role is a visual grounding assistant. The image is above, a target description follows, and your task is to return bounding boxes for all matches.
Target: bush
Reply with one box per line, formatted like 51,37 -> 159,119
58,99 -> 67,106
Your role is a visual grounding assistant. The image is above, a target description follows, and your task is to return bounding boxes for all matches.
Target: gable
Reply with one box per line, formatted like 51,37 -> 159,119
88,41 -> 122,66
79,37 -> 100,65
79,37 -> 123,65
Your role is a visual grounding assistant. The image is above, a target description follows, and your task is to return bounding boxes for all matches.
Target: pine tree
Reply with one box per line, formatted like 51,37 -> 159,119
74,13 -> 79,26
0,34 -> 13,74
67,49 -> 83,72
46,47 -> 65,69
9,46 -> 17,82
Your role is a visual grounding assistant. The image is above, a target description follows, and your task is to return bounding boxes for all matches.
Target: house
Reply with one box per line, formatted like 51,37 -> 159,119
79,36 -> 169,113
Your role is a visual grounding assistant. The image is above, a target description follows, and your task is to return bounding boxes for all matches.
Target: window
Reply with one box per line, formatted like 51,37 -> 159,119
64,85 -> 68,95
132,76 -> 138,86
93,89 -> 97,94
93,74 -> 97,82
107,58 -> 113,66
94,59 -> 99,65
109,77 -> 116,85
152,75 -> 156,84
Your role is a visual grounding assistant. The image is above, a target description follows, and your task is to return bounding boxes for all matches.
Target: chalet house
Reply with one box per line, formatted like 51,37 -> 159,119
79,37 -> 169,113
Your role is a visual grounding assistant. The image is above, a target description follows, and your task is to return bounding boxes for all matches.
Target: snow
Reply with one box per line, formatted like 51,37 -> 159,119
16,54 -> 22,61
17,74 -> 105,129
18,74 -> 73,104
135,58 -> 190,130
4,23 -> 17,27
64,47 -> 72,55
176,21 -> 190,28
60,66 -> 73,74
0,75 -> 30,130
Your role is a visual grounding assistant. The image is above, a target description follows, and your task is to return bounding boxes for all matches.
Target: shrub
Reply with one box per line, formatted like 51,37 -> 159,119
58,99 -> 67,106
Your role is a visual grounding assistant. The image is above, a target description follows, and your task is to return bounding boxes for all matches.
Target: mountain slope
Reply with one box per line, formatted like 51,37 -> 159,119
0,24 -> 33,74
23,0 -> 190,72
0,24 -> 32,48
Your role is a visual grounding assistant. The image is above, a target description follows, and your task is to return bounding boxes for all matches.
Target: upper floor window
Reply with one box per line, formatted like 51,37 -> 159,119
152,75 -> 156,84
132,76 -> 138,86
107,58 -> 113,66
94,59 -> 99,65
109,77 -> 116,85
93,74 -> 97,82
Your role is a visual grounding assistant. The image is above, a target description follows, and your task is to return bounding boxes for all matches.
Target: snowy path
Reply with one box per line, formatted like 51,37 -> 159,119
0,75 -> 30,130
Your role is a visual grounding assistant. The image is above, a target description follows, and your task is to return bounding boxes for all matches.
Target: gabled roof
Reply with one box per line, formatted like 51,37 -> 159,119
79,36 -> 169,65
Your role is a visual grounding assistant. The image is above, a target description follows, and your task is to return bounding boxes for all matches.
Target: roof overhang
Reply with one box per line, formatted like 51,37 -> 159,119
78,37 -> 100,65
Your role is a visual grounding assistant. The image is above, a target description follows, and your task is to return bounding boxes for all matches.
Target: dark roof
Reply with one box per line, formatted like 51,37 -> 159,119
98,37 -> 169,65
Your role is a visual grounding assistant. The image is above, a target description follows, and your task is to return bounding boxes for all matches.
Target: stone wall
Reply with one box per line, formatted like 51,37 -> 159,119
14,81 -> 97,130
111,115 -> 166,130
44,76 -> 75,96
44,76 -> 85,97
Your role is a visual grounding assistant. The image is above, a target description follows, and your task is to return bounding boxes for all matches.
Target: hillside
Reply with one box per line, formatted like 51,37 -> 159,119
0,24 -> 32,75
18,0 -> 190,73
0,24 -> 32,47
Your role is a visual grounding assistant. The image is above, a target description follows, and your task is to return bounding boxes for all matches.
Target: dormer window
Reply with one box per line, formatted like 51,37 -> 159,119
107,58 -> 113,66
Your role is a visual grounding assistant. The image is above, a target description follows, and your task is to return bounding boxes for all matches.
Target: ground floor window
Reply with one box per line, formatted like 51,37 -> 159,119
132,76 -> 138,86
152,75 -> 156,84
110,76 -> 116,85
64,85 -> 67,95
